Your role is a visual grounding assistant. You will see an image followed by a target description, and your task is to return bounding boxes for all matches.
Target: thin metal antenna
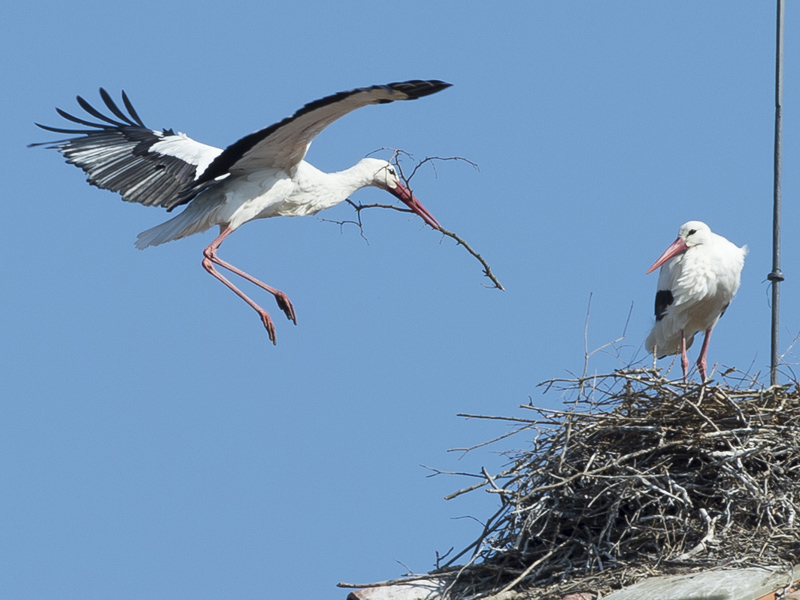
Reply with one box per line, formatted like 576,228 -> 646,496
769,0 -> 786,386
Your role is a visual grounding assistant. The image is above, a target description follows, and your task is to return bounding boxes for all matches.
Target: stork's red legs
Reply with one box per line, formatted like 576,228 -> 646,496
678,328 -> 712,382
696,328 -> 712,382
680,330 -> 690,382
201,226 -> 296,344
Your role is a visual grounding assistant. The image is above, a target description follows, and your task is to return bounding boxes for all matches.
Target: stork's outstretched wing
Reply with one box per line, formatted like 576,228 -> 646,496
173,80 -> 452,205
32,88 -> 222,210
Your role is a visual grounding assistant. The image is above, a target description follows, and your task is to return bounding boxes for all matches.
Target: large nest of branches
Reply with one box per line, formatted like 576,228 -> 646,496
430,369 -> 800,599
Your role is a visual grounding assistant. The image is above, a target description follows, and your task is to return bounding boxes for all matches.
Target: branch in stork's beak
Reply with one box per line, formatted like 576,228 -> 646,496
647,237 -> 689,274
389,181 -> 441,230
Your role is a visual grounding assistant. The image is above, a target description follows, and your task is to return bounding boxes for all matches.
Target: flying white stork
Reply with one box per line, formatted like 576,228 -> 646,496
33,81 -> 449,344
645,221 -> 747,381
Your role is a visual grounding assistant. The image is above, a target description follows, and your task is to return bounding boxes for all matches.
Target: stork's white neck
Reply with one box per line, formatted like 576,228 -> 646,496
290,159 -> 382,214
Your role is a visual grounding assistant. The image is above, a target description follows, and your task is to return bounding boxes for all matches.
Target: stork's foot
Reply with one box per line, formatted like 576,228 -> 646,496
680,353 -> 690,382
696,328 -> 712,382
697,358 -> 708,382
273,292 -> 296,324
257,310 -> 278,345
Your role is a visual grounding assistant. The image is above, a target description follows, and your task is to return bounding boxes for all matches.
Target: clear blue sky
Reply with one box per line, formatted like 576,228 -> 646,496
2,2 -> 797,599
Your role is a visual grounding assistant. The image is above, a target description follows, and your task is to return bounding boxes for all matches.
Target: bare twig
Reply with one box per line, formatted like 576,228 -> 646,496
435,225 -> 504,291
322,150 -> 504,290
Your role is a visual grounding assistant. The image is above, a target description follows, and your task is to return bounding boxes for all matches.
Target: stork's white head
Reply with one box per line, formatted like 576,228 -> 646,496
360,158 -> 441,229
646,220 -> 712,274
678,221 -> 712,247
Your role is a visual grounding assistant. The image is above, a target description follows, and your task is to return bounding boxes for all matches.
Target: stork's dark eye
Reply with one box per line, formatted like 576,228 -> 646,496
688,229 -> 697,236
387,167 -> 396,176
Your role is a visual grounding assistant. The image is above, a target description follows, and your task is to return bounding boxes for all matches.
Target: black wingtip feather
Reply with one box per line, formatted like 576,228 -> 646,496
98,88 -> 137,127
121,90 -> 146,127
55,107 -> 112,130
28,129 -> 76,147
389,79 -> 452,100
35,121 -> 96,135
77,95 -> 126,127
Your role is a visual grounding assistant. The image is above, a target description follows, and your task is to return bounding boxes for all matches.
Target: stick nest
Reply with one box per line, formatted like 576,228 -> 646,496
435,368 -> 800,599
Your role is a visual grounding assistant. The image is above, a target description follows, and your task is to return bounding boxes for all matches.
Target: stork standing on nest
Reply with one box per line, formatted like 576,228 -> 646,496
33,81 -> 449,344
645,221 -> 747,381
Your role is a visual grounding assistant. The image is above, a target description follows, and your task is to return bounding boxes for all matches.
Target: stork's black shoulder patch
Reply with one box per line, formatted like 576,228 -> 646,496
655,290 -> 673,321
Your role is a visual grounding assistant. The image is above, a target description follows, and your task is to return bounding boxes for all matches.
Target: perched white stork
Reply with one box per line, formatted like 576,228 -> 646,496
33,81 -> 449,344
645,221 -> 747,381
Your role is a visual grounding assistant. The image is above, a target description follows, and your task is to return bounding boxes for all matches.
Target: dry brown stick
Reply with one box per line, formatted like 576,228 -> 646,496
675,508 -> 716,560
438,504 -> 508,569
481,466 -> 506,495
324,200 -> 506,290
456,413 -> 540,424
494,543 -> 564,596
681,393 -> 722,433
444,463 -> 525,500
448,425 -> 536,457
403,154 -> 480,180
326,151 -> 505,291
337,573 -> 449,589
423,466 -> 492,480
440,544 -> 485,600
435,225 -> 505,291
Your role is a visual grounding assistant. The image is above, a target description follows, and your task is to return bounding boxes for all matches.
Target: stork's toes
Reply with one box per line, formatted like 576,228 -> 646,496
274,293 -> 296,324
258,312 -> 278,345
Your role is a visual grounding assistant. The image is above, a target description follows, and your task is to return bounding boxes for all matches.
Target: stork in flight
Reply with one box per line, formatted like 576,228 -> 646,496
33,80 -> 449,344
645,221 -> 747,381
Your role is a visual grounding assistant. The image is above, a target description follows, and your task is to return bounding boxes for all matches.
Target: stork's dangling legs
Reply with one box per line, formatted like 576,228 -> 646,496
202,226 -> 296,344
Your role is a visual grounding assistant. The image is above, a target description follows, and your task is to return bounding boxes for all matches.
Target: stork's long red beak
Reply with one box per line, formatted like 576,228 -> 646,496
647,237 -> 689,274
390,182 -> 441,229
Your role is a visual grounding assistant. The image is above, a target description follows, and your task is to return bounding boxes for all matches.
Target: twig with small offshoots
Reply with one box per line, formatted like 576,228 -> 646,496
321,150 -> 504,291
